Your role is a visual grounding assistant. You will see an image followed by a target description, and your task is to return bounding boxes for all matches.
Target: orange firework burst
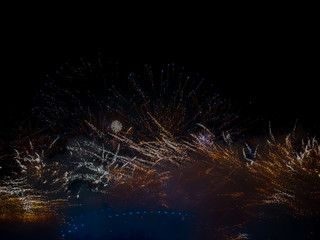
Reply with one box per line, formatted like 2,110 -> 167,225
0,177 -> 67,223
105,64 -> 239,143
249,132 -> 320,215
1,58 -> 318,239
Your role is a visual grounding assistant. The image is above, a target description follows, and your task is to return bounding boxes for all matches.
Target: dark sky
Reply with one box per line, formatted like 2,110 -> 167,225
0,9 -> 319,240
3,14 -> 320,137
39,19 -> 319,137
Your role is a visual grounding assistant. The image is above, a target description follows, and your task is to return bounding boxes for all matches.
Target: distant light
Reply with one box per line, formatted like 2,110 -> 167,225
111,120 -> 123,133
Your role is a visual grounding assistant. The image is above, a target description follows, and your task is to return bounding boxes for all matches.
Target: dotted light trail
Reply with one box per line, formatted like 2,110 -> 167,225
59,208 -> 195,239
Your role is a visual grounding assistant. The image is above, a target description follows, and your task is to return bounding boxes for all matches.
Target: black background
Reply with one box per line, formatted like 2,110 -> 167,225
3,9 -> 320,137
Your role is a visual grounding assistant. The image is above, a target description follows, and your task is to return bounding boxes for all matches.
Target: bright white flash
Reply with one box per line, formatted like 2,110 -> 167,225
111,120 -> 123,133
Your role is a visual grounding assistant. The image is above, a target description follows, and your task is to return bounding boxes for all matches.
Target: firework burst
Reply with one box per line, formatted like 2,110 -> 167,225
1,59 -> 319,239
249,132 -> 320,214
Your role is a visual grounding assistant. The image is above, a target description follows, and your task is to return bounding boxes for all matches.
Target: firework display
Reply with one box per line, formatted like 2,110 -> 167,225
0,59 -> 319,239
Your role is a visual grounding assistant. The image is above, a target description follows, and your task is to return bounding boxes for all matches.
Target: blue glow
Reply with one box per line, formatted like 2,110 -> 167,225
61,208 -> 195,238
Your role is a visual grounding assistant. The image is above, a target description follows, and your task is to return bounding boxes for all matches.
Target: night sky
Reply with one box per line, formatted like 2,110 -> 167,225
0,10 -> 319,239
12,18 -> 320,137
1,12 -> 319,179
